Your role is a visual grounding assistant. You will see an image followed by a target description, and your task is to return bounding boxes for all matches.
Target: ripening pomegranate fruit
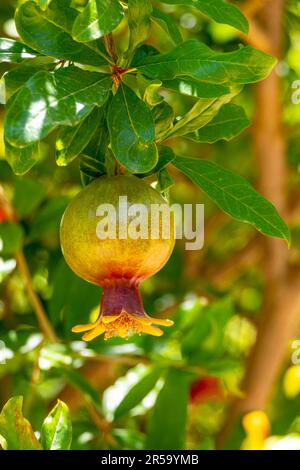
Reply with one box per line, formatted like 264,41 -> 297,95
60,175 -> 175,341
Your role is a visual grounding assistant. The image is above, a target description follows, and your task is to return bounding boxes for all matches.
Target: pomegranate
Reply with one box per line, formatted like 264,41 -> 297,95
60,175 -> 175,341
190,377 -> 223,405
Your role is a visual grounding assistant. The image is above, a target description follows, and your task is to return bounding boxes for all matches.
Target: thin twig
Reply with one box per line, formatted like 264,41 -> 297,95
15,251 -> 59,343
0,185 -> 58,343
104,33 -> 118,64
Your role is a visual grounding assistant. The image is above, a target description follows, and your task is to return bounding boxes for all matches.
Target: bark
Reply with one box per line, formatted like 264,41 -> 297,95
217,0 -> 300,447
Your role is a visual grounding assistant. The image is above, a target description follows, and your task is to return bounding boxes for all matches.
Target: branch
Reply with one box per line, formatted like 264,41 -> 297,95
217,0 -> 293,447
0,186 -> 58,343
239,0 -> 273,52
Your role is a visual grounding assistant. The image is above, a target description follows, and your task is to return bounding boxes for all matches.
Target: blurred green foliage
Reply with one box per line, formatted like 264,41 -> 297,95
0,0 -> 300,452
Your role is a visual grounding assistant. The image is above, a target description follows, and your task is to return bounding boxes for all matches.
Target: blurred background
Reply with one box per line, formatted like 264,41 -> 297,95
1,0 -> 300,450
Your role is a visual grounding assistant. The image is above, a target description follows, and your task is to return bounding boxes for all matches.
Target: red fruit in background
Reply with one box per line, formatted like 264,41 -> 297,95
190,377 -> 223,404
0,207 -> 7,223
60,175 -> 175,341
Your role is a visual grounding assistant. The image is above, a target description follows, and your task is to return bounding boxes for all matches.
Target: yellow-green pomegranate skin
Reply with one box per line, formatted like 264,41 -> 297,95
60,175 -> 175,286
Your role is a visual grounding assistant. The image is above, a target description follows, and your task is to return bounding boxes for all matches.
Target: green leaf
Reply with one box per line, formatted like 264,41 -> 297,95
152,101 -> 175,141
126,0 -> 153,62
140,144 -> 175,178
72,0 -> 124,42
107,84 -> 158,173
0,60 -> 53,104
5,67 -> 111,147
80,154 -> 106,183
166,87 -> 240,139
56,108 -> 101,166
61,368 -> 102,409
181,296 -> 234,358
157,168 -> 174,192
173,156 -> 290,243
48,258 -> 100,329
15,1 -> 108,66
163,78 -> 230,98
151,8 -> 183,45
0,397 -> 42,450
79,115 -> 109,183
0,38 -> 38,64
187,103 -> 251,143
114,367 -> 162,419
40,400 -> 72,450
0,222 -> 24,256
5,138 -> 41,175
132,44 -> 159,66
28,196 -> 70,242
155,145 -> 175,172
160,0 -> 249,34
13,177 -> 46,218
38,0 -> 53,10
138,40 -> 276,84
137,75 -> 164,107
146,370 -> 190,450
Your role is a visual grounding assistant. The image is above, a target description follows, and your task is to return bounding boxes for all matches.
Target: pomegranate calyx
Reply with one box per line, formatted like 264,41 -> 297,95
72,312 -> 173,341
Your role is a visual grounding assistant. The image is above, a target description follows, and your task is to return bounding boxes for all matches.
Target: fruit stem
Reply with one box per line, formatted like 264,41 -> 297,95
100,281 -> 146,319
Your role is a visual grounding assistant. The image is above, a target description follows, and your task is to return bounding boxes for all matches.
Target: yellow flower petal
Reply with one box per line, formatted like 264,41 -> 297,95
101,314 -> 122,324
149,317 -> 174,327
82,324 -> 106,341
141,323 -> 164,337
72,320 -> 100,333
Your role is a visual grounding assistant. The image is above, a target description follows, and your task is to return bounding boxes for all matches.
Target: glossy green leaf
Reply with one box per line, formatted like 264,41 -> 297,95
152,101 -> 174,141
160,0 -> 249,34
15,1 -> 108,66
107,84 -> 158,173
0,38 -> 38,64
83,115 -> 110,164
132,44 -> 159,66
0,222 -> 24,256
140,145 -> 175,177
187,103 -> 251,143
126,0 -> 152,61
156,145 -> 175,171
137,75 -> 164,107
40,400 -> 72,450
0,60 -> 53,104
80,154 -> 106,184
146,370 -> 190,450
173,156 -> 290,243
5,138 -> 41,175
80,113 -> 109,183
5,67 -> 111,147
163,78 -> 230,98
157,168 -> 174,192
0,397 -> 42,450
13,177 -> 46,218
72,0 -> 124,42
138,40 -> 276,84
151,8 -> 183,45
166,87 -> 240,139
56,108 -> 101,166
114,367 -> 162,419
38,0 -> 53,9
